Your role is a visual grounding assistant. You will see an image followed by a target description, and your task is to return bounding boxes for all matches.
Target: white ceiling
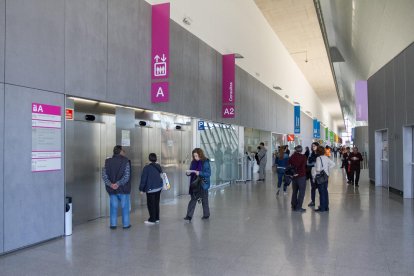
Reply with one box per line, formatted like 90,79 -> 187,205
254,0 -> 343,128
320,0 -> 414,125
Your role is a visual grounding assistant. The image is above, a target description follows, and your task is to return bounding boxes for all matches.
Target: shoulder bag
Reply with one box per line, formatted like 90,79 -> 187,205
315,157 -> 329,185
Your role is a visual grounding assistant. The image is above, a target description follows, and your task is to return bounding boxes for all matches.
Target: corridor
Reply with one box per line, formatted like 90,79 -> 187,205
1,166 -> 413,275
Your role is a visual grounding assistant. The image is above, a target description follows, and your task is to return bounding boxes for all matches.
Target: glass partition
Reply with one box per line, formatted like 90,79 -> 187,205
198,122 -> 239,187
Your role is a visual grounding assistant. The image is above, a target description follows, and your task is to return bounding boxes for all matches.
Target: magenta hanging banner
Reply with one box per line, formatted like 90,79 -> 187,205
222,54 -> 235,118
355,80 -> 368,121
151,3 -> 170,80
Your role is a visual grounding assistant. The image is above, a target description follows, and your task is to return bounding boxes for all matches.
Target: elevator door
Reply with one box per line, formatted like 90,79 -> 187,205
67,121 -> 104,225
381,131 -> 389,188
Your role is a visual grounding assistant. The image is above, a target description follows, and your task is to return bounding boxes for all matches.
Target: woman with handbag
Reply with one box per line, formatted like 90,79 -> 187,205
312,146 -> 335,212
184,148 -> 211,222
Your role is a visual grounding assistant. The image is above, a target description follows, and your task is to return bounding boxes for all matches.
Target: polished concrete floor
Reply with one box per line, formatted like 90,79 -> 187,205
1,163 -> 414,275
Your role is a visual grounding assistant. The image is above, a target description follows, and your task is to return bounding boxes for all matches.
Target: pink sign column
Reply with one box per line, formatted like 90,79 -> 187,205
355,80 -> 368,121
151,3 -> 170,103
222,54 -> 235,118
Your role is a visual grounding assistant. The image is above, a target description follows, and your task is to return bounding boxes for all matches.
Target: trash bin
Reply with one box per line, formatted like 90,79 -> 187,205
65,196 -> 72,236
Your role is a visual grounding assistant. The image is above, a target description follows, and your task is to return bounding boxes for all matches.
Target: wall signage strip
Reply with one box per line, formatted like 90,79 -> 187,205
355,80 -> 368,121
31,103 -> 62,172
151,3 -> 170,103
294,105 -> 300,134
222,54 -> 235,118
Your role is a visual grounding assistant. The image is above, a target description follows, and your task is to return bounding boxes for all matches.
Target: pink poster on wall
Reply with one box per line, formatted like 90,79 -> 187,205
355,80 -> 368,121
152,3 -> 170,80
31,103 -> 62,172
222,54 -> 235,118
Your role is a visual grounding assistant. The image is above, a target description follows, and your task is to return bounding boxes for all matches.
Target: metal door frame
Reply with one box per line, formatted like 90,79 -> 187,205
375,129 -> 388,189
403,126 -> 414,198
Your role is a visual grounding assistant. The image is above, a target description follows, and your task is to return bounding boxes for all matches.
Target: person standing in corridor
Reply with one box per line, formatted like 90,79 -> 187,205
184,148 -> 211,222
289,145 -> 307,212
348,147 -> 363,187
257,142 -> 267,181
102,145 -> 131,229
139,153 -> 164,225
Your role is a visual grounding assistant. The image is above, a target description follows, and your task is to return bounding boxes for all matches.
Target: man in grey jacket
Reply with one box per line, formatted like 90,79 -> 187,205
258,142 -> 267,181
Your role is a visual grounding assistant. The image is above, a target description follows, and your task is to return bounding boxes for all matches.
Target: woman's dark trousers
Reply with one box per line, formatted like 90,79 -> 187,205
186,189 -> 210,218
318,181 -> 329,211
310,177 -> 317,203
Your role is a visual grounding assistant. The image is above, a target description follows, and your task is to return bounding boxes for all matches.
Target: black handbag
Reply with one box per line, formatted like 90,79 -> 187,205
315,157 -> 329,185
190,176 -> 204,193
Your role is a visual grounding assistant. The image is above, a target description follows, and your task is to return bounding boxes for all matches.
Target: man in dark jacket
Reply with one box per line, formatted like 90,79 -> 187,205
348,147 -> 363,186
289,145 -> 307,212
102,145 -> 131,229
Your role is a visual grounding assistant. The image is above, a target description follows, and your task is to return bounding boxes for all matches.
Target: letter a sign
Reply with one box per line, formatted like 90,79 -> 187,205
151,82 -> 169,103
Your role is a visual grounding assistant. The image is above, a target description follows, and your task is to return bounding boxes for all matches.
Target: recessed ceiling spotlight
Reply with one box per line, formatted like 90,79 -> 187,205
234,53 -> 244,59
273,85 -> 282,90
183,16 -> 192,25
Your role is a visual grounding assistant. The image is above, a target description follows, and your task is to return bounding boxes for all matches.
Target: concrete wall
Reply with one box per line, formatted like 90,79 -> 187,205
0,0 -> 319,253
353,126 -> 369,154
368,42 -> 414,192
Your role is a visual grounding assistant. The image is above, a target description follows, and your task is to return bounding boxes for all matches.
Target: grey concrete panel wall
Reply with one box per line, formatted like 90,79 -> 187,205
108,0 -> 148,107
406,44 -> 414,124
5,0 -> 64,92
0,84 -> 4,253
163,22 -> 184,114
197,41 -> 216,120
65,0 -> 107,100
0,0 -> 4,83
368,42 -> 414,189
4,85 -> 64,252
353,126 -> 369,153
180,30 -> 199,117
384,63 -> 397,189
276,97 -> 288,134
301,114 -> 313,148
237,67 -> 249,127
394,53 -> 406,191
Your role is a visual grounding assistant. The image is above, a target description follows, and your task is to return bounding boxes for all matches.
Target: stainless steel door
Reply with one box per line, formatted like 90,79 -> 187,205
161,129 -> 180,200
66,121 -> 103,225
180,129 -> 192,195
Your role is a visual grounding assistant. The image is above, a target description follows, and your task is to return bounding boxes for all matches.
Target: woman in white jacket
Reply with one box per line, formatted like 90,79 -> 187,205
312,146 -> 335,212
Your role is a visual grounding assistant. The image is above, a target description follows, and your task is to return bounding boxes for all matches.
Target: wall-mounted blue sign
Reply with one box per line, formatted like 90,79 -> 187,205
294,106 -> 300,134
316,120 -> 320,138
313,119 -> 318,138
198,121 -> 205,130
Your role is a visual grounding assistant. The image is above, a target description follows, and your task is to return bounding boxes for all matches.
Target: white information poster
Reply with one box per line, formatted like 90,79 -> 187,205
121,130 -> 131,147
31,103 -> 62,172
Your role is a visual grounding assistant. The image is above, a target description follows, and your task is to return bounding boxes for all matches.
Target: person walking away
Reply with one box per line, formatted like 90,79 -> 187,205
348,147 -> 363,186
307,142 -> 319,207
333,146 -> 338,159
102,145 -> 131,229
289,145 -> 307,212
257,142 -> 267,181
139,153 -> 163,225
275,147 -> 289,196
312,146 -> 335,212
184,148 -> 211,222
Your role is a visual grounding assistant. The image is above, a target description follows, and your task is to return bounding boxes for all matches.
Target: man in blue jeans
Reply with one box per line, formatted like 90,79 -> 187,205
102,145 -> 131,229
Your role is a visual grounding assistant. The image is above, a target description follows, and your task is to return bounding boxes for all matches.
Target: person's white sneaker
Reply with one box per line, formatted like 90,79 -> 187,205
155,220 -> 160,224
144,221 -> 156,225
283,191 -> 288,196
